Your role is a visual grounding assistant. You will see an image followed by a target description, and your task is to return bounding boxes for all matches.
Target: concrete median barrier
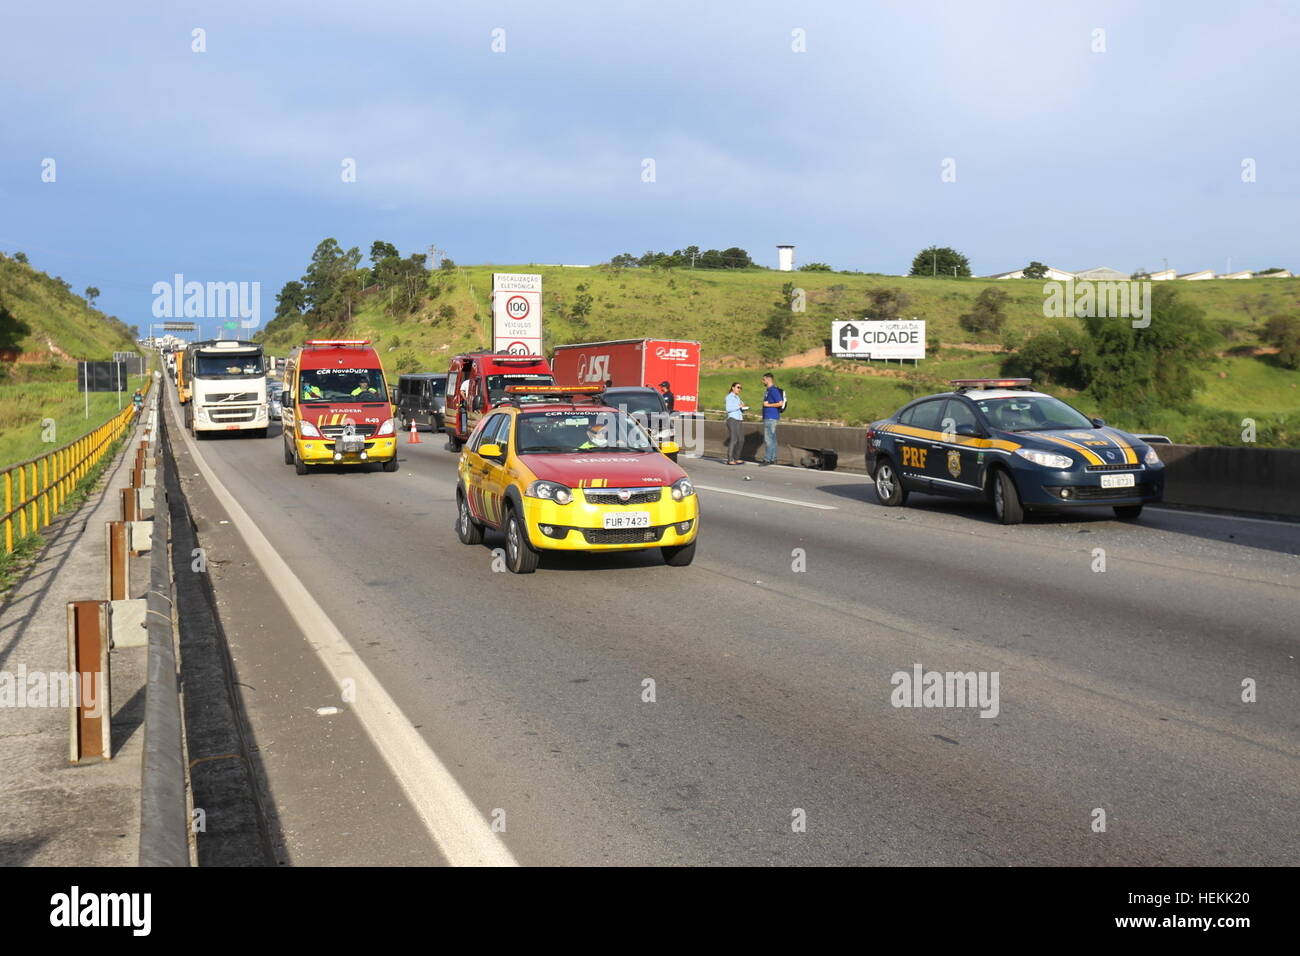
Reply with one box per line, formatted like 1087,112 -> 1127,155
1151,444 -> 1300,519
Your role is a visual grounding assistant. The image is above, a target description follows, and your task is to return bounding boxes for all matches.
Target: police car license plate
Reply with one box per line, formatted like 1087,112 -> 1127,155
603,512 -> 650,530
1100,473 -> 1136,489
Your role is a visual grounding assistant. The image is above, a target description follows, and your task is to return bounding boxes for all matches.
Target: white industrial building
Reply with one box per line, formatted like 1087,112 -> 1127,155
986,263 -> 1292,281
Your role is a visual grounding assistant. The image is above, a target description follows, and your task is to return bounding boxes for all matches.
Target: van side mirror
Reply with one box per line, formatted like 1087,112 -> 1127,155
1090,417 -> 1105,427
282,392 -> 294,407
472,394 -> 484,412
478,443 -> 503,459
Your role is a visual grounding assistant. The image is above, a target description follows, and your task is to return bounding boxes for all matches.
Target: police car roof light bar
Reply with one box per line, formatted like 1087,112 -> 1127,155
949,378 -> 1033,392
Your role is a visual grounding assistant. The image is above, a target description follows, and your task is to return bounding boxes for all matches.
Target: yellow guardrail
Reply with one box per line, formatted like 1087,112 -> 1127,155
1,382 -> 149,554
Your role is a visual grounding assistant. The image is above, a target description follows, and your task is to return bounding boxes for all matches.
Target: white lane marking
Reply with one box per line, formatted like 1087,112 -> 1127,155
171,399 -> 517,867
1146,506 -> 1300,529
695,484 -> 837,511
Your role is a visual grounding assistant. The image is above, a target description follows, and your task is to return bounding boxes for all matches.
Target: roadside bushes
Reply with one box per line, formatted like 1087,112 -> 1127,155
958,288 -> 1010,335
1262,314 -> 1300,370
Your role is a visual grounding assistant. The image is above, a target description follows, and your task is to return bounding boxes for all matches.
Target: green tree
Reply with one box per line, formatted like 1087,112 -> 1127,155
337,270 -> 366,322
866,287 -> 912,320
84,286 -> 101,307
958,288 -> 1009,334
1082,286 -> 1216,410
439,257 -> 456,271
1262,314 -> 1300,370
799,262 -> 833,272
720,247 -> 753,268
760,283 -> 799,359
13,252 -> 28,264
909,246 -> 971,277
302,238 -> 363,321
1022,262 -> 1048,279
369,240 -> 399,264
1005,328 -> 1086,389
275,280 -> 308,320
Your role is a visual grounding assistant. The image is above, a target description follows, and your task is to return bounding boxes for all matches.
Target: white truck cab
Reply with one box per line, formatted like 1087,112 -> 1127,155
186,339 -> 270,437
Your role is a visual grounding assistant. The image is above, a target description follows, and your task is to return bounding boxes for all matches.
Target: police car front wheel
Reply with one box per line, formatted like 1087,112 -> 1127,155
874,459 -> 908,507
991,469 -> 1024,525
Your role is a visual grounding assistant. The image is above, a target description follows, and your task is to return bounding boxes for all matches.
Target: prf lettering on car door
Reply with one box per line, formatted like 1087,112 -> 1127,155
902,445 -> 928,469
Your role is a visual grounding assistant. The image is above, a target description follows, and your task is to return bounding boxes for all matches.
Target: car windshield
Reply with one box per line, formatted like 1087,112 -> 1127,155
603,391 -> 665,417
195,353 -> 264,377
298,367 -> 387,402
975,395 -> 1094,431
515,410 -> 655,454
487,373 -> 554,404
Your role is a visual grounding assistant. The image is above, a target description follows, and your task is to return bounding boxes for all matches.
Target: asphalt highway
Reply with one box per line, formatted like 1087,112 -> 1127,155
173,402 -> 1300,866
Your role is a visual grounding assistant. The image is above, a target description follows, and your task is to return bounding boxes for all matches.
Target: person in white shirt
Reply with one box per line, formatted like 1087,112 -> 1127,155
724,382 -> 748,465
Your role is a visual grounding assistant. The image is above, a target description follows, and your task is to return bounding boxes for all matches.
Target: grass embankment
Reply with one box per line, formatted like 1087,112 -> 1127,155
257,265 -> 1300,445
0,374 -> 148,469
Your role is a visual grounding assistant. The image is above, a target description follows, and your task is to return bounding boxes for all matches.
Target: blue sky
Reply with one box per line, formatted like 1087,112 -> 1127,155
2,0 -> 1297,330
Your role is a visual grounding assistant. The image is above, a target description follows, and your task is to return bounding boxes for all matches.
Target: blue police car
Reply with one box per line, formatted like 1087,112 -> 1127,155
865,379 -> 1165,524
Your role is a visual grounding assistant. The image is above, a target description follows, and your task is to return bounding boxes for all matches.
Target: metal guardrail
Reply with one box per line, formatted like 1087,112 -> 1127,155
138,396 -> 190,866
1,380 -> 151,553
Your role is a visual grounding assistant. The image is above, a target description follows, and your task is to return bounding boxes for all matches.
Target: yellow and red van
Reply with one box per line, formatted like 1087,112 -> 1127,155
280,340 -> 399,474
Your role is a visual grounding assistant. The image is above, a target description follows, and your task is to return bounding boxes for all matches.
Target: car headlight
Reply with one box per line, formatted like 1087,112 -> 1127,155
376,418 -> 395,436
1143,447 -> 1161,466
299,420 -> 322,438
670,477 -> 695,500
526,480 -> 573,505
1015,448 -> 1073,469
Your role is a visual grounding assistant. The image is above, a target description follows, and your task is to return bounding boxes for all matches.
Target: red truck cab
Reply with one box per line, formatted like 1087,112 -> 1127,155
443,352 -> 554,450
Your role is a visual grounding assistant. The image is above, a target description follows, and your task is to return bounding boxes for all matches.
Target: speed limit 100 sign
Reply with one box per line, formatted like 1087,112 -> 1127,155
505,295 -> 530,320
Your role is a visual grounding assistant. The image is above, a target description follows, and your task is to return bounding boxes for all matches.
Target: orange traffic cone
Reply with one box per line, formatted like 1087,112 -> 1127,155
407,419 -> 422,444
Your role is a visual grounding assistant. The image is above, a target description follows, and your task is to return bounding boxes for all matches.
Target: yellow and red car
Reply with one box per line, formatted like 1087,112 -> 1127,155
455,387 -> 699,573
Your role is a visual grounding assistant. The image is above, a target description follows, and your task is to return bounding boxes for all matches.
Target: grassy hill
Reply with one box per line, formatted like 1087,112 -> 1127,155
258,264 -> 1300,446
0,253 -> 144,467
0,254 -> 139,368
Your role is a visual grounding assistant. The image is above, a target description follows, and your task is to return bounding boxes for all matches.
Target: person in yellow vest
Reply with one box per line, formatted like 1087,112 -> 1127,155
350,375 -> 380,398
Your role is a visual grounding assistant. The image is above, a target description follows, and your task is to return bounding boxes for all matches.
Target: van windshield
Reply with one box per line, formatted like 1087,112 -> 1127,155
487,373 -> 554,404
298,368 -> 388,402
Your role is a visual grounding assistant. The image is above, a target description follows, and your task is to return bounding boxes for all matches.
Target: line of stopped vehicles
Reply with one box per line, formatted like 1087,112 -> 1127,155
255,342 -> 1167,572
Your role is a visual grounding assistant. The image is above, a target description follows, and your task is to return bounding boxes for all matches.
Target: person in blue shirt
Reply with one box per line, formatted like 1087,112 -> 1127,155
759,372 -> 785,466
724,382 -> 748,464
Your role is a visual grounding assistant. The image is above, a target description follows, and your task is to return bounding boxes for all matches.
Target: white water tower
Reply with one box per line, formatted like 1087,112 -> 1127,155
777,245 -> 795,271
